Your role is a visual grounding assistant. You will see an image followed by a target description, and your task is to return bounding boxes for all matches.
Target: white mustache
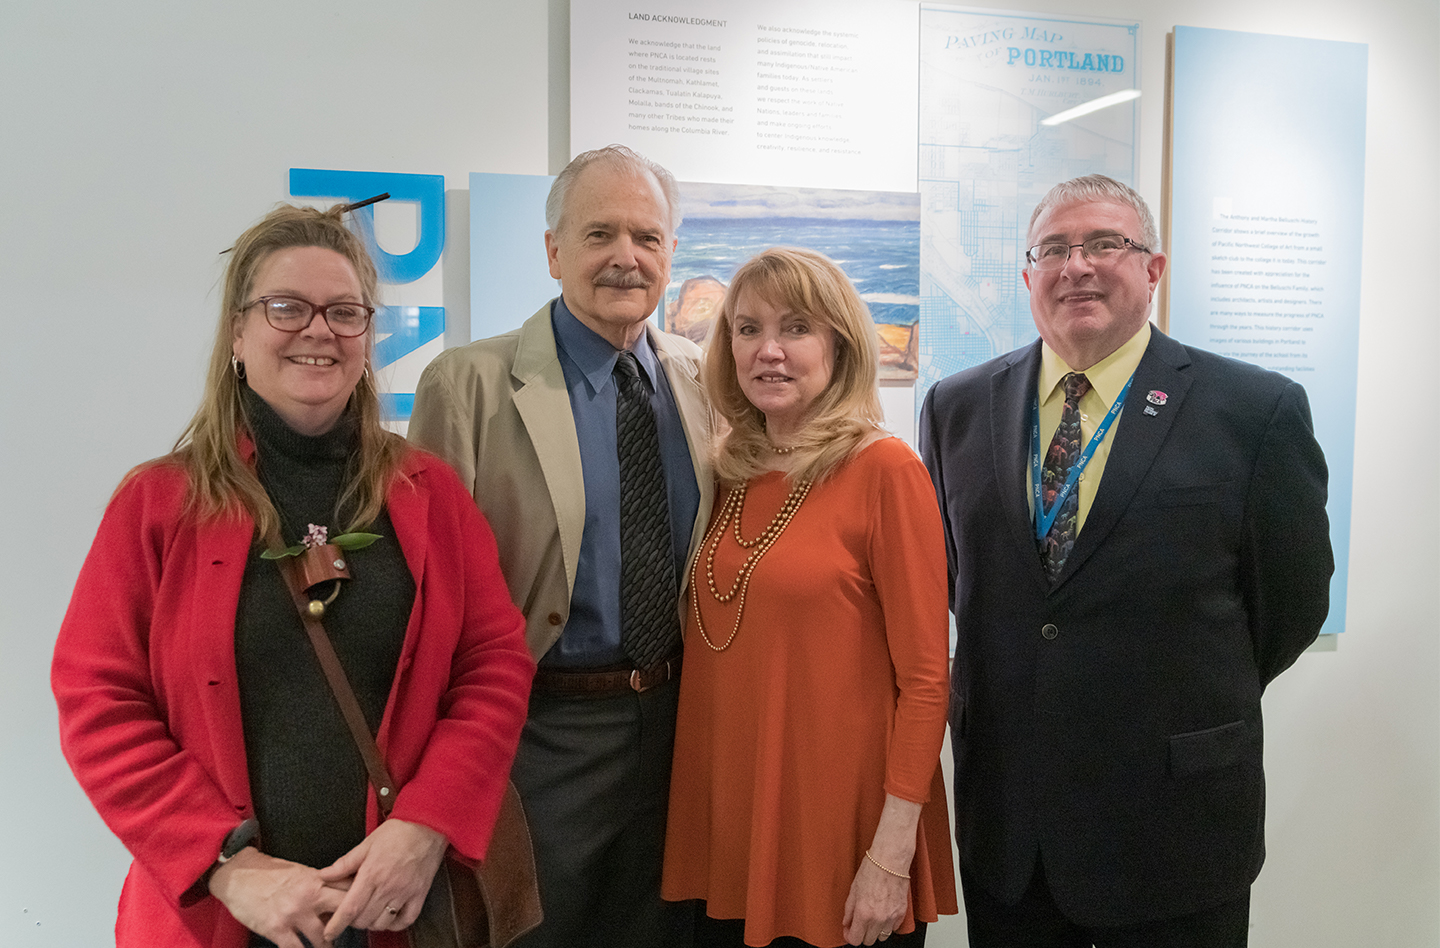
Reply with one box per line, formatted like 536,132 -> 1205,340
592,268 -> 652,290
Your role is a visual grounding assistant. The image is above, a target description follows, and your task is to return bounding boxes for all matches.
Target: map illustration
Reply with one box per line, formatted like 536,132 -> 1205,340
916,5 -> 1140,411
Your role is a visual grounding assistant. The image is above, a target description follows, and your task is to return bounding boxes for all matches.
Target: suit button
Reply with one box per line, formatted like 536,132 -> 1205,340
547,612 -> 563,626
1041,623 -> 1059,640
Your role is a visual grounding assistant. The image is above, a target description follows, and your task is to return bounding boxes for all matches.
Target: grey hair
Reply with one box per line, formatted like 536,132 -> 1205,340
1028,174 -> 1160,252
544,144 -> 682,234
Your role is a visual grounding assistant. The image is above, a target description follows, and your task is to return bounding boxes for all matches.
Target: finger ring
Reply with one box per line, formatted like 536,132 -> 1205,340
880,931 -> 891,939
386,905 -> 400,916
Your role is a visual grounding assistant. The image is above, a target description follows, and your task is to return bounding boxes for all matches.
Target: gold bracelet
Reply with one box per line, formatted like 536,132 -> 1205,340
865,849 -> 910,880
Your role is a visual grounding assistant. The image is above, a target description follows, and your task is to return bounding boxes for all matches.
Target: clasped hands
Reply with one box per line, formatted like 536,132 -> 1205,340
208,818 -> 447,948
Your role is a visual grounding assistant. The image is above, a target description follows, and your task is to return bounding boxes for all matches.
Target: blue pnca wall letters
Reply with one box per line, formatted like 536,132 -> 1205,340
289,168 -> 446,421
290,168 -> 444,282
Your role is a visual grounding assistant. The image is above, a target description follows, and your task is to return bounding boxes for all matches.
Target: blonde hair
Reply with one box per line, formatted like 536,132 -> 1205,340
161,203 -> 406,542
706,247 -> 883,486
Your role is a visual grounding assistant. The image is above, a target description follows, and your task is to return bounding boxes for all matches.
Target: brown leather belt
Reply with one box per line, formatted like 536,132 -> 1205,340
532,653 -> 683,694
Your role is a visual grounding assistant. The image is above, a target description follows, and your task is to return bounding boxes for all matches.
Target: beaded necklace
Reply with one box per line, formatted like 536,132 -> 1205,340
691,477 -> 812,652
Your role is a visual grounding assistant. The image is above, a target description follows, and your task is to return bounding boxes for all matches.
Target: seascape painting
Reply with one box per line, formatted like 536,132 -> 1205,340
666,182 -> 921,381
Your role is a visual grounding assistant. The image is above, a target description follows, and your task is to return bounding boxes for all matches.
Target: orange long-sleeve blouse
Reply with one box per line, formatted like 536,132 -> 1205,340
663,437 -> 957,947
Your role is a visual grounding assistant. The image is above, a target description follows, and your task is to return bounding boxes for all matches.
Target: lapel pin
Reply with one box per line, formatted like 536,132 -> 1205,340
1146,390 -> 1168,406
1143,405 -> 1158,416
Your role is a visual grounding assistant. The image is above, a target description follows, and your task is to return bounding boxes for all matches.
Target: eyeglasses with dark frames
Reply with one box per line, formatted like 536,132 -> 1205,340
1026,234 -> 1151,271
242,296 -> 374,337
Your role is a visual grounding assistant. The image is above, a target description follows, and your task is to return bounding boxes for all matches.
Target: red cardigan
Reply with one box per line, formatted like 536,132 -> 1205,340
52,447 -> 535,948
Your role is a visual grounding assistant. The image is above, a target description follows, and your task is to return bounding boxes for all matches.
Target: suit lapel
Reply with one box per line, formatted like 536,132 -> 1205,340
1052,329 -> 1193,587
650,325 -> 714,595
990,341 -> 1050,592
511,305 -> 586,591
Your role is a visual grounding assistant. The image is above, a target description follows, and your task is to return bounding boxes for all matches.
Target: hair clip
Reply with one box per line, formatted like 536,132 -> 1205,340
339,192 -> 390,213
218,194 -> 393,254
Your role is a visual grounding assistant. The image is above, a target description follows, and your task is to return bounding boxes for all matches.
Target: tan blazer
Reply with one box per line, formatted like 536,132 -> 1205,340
409,302 -> 715,659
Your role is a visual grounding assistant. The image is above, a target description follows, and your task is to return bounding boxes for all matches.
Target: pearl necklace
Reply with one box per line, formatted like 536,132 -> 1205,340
692,478 -> 812,652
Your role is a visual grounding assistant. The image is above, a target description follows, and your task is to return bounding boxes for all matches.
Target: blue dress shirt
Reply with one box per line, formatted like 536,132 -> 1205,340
542,296 -> 700,668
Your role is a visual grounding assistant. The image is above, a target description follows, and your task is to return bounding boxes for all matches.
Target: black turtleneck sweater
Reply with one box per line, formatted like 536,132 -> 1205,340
233,391 -> 414,883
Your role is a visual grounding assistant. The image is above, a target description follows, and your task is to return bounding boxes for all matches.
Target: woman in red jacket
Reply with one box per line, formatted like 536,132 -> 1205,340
52,203 -> 535,948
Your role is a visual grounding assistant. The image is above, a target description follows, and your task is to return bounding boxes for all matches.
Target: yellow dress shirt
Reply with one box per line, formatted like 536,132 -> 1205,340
1032,322 -> 1151,532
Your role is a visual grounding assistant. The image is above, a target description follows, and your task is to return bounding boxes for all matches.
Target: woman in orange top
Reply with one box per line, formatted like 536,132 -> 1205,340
663,247 -> 956,947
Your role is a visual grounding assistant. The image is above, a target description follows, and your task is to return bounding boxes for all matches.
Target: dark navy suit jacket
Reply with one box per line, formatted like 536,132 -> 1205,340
919,328 -> 1333,926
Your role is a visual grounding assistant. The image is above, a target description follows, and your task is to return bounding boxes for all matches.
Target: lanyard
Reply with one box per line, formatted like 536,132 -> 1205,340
1031,373 -> 1134,540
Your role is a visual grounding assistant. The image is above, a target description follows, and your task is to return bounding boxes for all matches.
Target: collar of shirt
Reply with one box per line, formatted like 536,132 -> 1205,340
1038,321 -> 1152,411
553,295 -> 661,394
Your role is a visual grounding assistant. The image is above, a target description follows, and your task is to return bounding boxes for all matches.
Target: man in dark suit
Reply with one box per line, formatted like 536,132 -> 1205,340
919,175 -> 1333,947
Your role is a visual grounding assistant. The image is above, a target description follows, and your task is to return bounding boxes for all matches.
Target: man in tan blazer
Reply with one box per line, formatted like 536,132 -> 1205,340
409,145 -> 712,948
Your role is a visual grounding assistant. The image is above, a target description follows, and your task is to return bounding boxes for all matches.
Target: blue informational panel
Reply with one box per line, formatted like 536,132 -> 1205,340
469,172 -> 559,340
1167,26 -> 1366,635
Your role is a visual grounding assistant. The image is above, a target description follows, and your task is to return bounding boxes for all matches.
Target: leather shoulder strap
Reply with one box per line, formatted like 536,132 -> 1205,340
275,556 -> 400,817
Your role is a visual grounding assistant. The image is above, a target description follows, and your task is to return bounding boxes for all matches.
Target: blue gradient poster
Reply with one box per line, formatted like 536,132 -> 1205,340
1167,26 -> 1366,635
470,172 -> 559,341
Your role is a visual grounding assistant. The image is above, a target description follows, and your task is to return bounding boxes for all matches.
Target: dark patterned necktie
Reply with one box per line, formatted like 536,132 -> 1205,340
1039,372 -> 1091,583
613,351 -> 680,668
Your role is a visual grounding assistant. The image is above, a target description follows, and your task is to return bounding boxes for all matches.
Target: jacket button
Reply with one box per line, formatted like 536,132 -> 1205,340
547,612 -> 563,626
1041,623 -> 1059,640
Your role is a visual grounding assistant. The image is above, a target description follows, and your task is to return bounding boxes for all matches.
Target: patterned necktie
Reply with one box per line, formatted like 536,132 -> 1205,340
613,351 -> 680,668
1039,372 -> 1091,584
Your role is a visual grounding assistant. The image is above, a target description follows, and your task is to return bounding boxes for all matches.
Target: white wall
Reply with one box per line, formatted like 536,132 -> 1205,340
1,0 -> 1433,945
0,2 -> 549,943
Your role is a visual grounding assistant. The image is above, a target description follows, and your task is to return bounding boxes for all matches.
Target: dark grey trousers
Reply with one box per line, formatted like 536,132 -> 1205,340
508,676 -> 692,948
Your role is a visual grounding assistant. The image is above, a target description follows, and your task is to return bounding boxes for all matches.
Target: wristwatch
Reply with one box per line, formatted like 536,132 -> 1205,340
216,818 -> 260,865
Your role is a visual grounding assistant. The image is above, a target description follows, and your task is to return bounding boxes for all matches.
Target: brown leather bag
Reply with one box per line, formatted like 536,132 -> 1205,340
276,551 -> 542,948
408,781 -> 541,948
